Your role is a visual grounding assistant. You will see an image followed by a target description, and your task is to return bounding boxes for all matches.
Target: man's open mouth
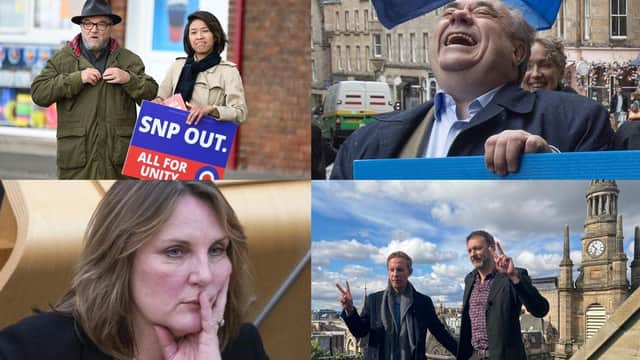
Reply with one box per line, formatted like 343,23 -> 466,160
445,33 -> 477,46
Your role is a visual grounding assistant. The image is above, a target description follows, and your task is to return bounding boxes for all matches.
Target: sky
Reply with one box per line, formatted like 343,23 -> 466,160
311,181 -> 640,311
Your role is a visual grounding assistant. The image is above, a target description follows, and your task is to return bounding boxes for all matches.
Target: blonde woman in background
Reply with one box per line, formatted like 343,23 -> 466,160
522,37 -> 576,94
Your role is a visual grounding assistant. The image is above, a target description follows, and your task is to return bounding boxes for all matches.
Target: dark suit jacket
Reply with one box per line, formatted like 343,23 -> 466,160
610,93 -> 629,113
456,269 -> 549,360
0,312 -> 269,360
341,288 -> 458,360
331,83 -> 613,179
613,120 -> 640,150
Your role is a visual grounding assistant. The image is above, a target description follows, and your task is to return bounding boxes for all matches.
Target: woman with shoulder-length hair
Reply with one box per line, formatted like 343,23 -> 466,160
153,11 -> 247,125
522,37 -> 577,94
0,181 -> 268,360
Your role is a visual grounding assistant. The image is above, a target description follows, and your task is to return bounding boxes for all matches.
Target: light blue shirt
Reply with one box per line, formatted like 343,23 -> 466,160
424,86 -> 503,158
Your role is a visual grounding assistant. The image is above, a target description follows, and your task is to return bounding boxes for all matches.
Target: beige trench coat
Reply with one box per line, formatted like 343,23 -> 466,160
157,59 -> 247,123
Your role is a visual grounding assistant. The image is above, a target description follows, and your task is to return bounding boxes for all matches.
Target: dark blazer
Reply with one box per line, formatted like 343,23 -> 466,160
456,269 -> 549,360
0,312 -> 269,360
613,120 -> 640,150
341,287 -> 458,360
331,83 -> 613,179
609,93 -> 629,113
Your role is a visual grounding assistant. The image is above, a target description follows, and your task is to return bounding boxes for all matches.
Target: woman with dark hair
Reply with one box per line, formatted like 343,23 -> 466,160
0,181 -> 268,360
153,11 -> 247,125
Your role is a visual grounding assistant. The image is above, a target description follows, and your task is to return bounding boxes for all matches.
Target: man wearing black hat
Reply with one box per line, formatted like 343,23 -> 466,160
31,0 -> 158,179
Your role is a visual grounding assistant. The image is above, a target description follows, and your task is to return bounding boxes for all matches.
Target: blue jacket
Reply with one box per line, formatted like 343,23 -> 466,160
331,83 -> 613,179
341,287 -> 458,360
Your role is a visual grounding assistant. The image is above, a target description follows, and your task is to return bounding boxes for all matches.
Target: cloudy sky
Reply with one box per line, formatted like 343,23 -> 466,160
311,181 -> 640,311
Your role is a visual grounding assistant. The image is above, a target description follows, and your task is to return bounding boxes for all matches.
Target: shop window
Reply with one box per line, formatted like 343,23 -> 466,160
34,0 -> 83,30
0,0 -> 28,33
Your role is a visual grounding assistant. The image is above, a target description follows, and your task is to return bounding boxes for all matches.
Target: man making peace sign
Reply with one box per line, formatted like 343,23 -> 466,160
459,231 -> 549,360
336,251 -> 458,360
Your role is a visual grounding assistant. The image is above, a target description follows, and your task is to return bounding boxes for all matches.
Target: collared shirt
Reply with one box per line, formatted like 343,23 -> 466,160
469,270 -> 495,351
393,293 -> 401,360
616,94 -> 623,113
424,86 -> 502,158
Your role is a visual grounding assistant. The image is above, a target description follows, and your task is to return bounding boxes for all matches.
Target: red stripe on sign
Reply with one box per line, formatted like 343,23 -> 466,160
370,95 -> 385,98
345,101 -> 362,105
370,102 -> 386,105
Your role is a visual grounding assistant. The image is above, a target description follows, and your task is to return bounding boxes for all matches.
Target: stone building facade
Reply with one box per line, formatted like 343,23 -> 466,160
320,0 -> 441,110
535,181 -> 640,359
540,0 -> 640,106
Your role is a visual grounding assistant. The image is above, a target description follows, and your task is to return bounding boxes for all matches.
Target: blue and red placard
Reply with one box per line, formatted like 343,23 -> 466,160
122,101 -> 238,180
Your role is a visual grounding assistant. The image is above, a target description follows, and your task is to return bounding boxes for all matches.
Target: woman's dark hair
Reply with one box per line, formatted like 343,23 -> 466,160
183,11 -> 227,56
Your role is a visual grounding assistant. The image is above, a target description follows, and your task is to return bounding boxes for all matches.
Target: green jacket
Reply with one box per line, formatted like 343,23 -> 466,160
31,36 -> 158,179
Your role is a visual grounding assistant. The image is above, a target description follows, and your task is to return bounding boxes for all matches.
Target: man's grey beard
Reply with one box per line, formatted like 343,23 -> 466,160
81,35 -> 108,52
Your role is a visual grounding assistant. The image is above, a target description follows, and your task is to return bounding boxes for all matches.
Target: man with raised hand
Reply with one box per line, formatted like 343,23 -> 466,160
336,251 -> 458,359
458,230 -> 549,360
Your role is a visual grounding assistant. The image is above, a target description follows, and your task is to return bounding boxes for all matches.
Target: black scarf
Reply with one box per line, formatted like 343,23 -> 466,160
174,52 -> 221,102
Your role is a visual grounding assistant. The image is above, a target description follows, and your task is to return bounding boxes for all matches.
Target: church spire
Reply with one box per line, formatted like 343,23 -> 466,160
559,224 -> 573,290
561,224 -> 572,266
631,226 -> 640,292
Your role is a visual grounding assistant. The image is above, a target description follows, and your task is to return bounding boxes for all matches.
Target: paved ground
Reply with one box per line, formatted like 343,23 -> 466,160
0,128 -> 303,180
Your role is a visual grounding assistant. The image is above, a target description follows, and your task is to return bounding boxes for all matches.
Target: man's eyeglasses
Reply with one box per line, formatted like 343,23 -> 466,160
81,21 -> 113,31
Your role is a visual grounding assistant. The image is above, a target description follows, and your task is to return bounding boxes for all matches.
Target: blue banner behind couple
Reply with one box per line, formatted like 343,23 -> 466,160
372,0 -> 562,30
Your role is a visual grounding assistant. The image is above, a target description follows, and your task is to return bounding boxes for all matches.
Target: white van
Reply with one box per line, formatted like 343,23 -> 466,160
321,81 -> 393,145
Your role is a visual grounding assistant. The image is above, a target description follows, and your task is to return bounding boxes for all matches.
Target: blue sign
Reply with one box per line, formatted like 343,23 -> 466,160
123,101 -> 237,180
353,151 -> 640,180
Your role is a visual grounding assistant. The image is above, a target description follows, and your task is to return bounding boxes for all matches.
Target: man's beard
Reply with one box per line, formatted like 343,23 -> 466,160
81,36 -> 107,52
471,256 -> 489,269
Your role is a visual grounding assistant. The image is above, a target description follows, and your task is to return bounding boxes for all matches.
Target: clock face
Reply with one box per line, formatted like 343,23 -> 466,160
587,239 -> 605,257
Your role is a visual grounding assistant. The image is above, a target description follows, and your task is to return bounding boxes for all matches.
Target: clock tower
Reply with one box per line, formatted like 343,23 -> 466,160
577,180 -> 629,341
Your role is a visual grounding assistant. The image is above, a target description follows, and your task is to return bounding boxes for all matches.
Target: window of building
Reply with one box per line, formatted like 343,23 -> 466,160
423,32 -> 429,63
346,45 -> 352,71
312,59 -> 317,82
398,33 -> 404,62
364,10 -> 369,31
335,11 -> 340,31
386,33 -> 392,60
373,34 -> 382,57
0,0 -> 28,32
337,45 -> 342,70
410,33 -> 416,63
611,0 -> 627,38
586,304 -> 607,340
371,0 -> 378,20
356,45 -> 361,71
583,0 -> 591,40
366,45 -> 371,71
354,10 -> 359,31
345,11 -> 350,31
